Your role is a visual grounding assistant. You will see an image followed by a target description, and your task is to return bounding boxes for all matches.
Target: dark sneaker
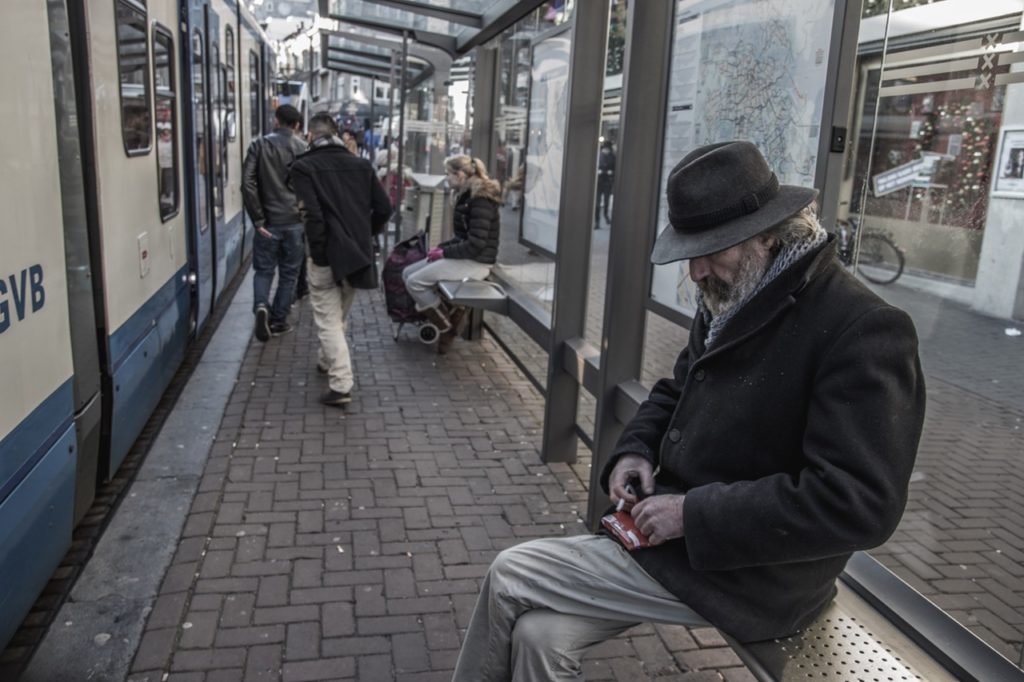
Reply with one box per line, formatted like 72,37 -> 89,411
254,305 -> 270,342
320,388 -> 352,407
270,322 -> 293,336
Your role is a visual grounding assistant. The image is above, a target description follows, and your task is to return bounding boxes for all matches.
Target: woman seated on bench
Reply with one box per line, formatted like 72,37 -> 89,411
402,155 -> 501,353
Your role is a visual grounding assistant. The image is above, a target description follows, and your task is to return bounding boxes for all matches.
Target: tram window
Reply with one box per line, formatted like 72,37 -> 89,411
225,26 -> 236,140
211,43 -> 224,217
153,26 -> 178,221
114,0 -> 152,155
249,50 -> 259,136
193,30 -> 209,233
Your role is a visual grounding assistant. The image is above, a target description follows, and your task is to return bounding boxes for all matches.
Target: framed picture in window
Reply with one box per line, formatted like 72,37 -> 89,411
993,127 -> 1024,197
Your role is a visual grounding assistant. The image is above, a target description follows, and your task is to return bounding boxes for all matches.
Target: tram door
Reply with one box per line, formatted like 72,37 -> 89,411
183,0 -> 215,334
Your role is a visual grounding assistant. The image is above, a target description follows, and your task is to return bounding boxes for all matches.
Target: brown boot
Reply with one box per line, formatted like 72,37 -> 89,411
436,306 -> 468,355
420,303 -> 451,333
448,306 -> 469,336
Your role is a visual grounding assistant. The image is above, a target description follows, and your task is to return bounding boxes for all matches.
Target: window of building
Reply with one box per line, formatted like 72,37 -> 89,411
249,50 -> 260,136
115,0 -> 152,155
224,25 -> 236,140
152,25 -> 178,220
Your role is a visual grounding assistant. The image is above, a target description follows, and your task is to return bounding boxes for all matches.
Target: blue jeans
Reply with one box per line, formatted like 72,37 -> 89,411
252,223 -> 305,325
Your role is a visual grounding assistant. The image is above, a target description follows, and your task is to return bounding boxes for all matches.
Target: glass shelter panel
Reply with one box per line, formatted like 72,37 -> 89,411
490,6 -> 574,320
521,29 -> 570,256
649,0 -> 837,318
847,1 -> 1024,664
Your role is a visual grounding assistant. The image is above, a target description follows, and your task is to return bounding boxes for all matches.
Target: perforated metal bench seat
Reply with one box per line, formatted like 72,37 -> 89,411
732,581 -> 957,681
438,279 -> 509,315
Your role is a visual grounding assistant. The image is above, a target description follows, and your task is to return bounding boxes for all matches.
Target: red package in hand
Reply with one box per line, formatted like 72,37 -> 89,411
601,511 -> 651,550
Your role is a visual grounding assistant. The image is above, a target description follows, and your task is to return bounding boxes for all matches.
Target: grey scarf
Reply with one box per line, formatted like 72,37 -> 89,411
311,135 -> 343,149
700,226 -> 827,348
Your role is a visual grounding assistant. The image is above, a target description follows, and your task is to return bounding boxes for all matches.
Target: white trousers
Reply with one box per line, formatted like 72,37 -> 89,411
451,535 -> 710,682
402,257 -> 493,310
306,260 -> 356,393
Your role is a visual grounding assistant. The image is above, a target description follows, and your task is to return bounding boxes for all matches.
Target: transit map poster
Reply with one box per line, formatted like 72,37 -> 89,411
650,0 -> 836,317
521,31 -> 571,256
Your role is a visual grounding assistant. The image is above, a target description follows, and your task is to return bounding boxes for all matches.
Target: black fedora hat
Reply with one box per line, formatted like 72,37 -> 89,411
651,141 -> 818,264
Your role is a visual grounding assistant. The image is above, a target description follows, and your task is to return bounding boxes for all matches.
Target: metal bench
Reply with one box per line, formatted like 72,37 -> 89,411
437,278 -> 509,315
728,553 -> 1024,681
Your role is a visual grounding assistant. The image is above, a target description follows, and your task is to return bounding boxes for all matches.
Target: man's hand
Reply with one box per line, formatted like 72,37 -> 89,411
427,247 -> 444,262
632,494 -> 685,546
608,454 -> 655,512
257,226 -> 274,239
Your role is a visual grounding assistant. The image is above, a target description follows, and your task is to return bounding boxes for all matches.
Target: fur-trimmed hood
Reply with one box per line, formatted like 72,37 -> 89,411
464,176 -> 503,204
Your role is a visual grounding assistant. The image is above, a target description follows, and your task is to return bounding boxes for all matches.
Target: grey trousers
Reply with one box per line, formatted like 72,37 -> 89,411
451,535 -> 710,682
306,260 -> 356,393
402,257 -> 492,310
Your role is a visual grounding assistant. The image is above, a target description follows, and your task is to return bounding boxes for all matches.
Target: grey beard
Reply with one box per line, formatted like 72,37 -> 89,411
698,247 -> 771,318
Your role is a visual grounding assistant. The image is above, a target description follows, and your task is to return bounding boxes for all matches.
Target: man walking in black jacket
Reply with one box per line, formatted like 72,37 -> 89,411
290,113 -> 391,407
452,142 -> 926,681
241,104 -> 307,341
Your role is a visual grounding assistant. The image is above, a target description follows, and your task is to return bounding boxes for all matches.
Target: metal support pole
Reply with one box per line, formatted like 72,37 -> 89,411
395,30 -> 409,241
540,1 -> 611,464
469,46 -> 500,170
587,0 -> 674,527
384,50 -> 398,254
369,75 -> 376,147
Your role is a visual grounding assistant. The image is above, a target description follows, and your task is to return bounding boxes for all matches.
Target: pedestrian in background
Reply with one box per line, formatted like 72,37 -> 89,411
290,113 -> 392,407
341,129 -> 359,156
241,104 -> 307,341
595,140 -> 615,229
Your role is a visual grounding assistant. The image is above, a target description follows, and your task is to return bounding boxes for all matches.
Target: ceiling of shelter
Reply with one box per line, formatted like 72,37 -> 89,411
316,0 -> 548,55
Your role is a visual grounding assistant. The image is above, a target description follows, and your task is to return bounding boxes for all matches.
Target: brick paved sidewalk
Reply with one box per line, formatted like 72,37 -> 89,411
125,289 -> 754,682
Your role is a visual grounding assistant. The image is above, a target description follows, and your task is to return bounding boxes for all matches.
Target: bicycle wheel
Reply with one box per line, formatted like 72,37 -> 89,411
856,232 -> 904,285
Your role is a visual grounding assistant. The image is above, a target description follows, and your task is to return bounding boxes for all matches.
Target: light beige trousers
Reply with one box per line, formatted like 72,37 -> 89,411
451,534 -> 710,682
306,260 -> 356,393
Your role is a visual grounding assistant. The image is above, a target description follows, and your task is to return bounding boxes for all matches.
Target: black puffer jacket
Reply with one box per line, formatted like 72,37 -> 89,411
440,190 -> 501,264
241,127 -> 307,226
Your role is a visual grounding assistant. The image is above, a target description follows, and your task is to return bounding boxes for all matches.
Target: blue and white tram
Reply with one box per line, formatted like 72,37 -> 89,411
0,0 -> 274,649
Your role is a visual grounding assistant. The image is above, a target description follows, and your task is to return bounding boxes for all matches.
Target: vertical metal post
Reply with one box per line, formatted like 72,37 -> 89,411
470,46 -> 500,170
540,1 -> 611,464
587,0 -> 674,526
815,0 -> 862,233
383,51 -> 398,254
395,30 -> 409,240
369,75 -> 376,147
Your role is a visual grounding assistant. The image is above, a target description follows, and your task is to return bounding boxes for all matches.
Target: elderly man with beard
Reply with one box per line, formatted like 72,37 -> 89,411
451,141 -> 926,682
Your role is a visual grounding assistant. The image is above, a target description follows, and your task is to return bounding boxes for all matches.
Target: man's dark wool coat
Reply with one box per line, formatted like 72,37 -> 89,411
601,237 -> 926,643
290,144 -> 392,289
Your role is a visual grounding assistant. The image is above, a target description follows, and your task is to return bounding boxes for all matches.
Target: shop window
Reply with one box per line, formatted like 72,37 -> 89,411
115,0 -> 152,155
152,25 -> 178,220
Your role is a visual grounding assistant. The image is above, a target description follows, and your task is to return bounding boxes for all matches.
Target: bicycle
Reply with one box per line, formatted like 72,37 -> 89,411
834,215 -> 905,285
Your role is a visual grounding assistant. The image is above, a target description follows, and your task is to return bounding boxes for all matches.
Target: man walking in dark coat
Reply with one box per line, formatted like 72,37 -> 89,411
290,113 -> 391,407
452,141 -> 926,681
242,104 -> 308,341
